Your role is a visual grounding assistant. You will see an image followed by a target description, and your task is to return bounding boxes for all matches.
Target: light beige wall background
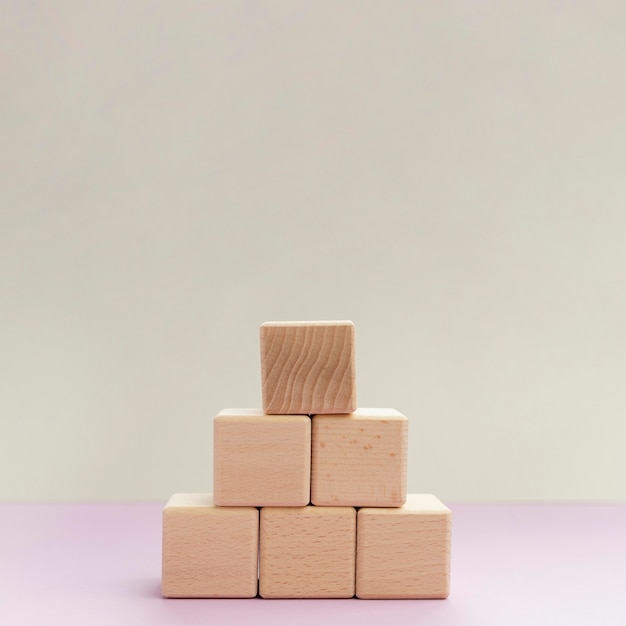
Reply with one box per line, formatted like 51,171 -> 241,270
2,1 -> 625,501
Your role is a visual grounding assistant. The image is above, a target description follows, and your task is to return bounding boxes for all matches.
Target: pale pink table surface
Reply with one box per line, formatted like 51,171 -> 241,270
1,503 -> 624,625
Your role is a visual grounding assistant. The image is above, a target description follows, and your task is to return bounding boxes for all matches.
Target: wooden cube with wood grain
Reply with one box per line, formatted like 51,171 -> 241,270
259,505 -> 356,598
356,494 -> 452,599
311,408 -> 408,507
260,321 -> 356,415
213,408 -> 311,507
161,493 -> 258,598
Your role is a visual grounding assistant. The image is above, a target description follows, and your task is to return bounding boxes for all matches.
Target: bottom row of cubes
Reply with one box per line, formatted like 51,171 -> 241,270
162,493 -> 451,599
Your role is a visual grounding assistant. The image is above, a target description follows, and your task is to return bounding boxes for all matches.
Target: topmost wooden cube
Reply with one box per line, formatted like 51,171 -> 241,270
261,321 -> 356,415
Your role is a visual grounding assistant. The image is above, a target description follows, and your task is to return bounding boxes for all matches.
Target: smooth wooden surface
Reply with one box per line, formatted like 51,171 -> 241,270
356,494 -> 451,599
161,493 -> 258,598
260,505 -> 356,599
311,408 -> 408,507
260,321 -> 356,415
213,409 -> 311,506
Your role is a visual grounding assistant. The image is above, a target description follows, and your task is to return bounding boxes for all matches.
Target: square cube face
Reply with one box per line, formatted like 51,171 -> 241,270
162,493 -> 258,598
356,494 -> 451,599
214,409 -> 311,506
260,321 -> 356,415
260,506 -> 356,598
311,408 -> 407,507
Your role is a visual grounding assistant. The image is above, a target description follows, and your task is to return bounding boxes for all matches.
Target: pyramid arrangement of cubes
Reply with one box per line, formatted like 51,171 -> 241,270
162,321 -> 451,599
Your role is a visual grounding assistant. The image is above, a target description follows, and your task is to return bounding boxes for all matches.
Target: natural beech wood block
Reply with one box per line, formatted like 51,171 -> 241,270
260,321 -> 356,415
259,505 -> 356,598
161,493 -> 258,598
311,408 -> 408,507
356,494 -> 452,599
213,409 -> 311,506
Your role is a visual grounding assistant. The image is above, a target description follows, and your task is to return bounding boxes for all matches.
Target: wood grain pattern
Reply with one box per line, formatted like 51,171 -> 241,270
213,409 -> 311,506
259,505 -> 356,598
311,408 -> 407,507
356,494 -> 451,599
260,321 -> 356,415
161,493 -> 258,598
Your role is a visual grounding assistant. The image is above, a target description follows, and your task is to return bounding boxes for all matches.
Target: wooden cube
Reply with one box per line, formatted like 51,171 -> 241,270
311,408 -> 408,507
260,321 -> 356,415
259,505 -> 356,598
356,494 -> 451,599
213,409 -> 311,506
162,493 -> 258,598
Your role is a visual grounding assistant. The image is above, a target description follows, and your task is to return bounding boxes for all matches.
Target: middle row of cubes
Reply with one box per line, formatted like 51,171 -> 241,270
214,408 -> 408,507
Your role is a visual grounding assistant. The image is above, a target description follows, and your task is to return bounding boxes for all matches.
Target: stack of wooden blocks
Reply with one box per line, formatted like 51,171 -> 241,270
162,321 -> 451,599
